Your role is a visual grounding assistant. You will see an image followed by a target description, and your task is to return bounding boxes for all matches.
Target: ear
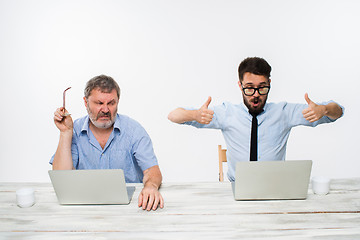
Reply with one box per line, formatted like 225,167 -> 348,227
238,81 -> 242,89
83,97 -> 88,108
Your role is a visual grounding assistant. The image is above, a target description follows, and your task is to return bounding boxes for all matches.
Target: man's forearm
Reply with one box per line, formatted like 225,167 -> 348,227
143,165 -> 162,189
168,108 -> 198,124
52,132 -> 74,170
325,102 -> 343,120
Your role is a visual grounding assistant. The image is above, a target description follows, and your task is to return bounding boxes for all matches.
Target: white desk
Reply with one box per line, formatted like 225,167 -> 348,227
1,179 -> 360,239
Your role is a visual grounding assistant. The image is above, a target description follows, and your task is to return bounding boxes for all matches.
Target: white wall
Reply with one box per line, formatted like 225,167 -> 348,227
0,0 -> 359,182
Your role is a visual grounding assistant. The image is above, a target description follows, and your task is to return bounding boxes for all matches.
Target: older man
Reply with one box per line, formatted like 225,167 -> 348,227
51,75 -> 163,211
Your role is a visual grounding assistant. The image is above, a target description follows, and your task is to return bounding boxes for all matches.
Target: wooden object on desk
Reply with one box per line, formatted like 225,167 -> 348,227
1,179 -> 360,239
218,144 -> 227,181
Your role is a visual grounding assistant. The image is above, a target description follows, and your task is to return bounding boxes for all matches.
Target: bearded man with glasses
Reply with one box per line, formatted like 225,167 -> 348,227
168,57 -> 344,182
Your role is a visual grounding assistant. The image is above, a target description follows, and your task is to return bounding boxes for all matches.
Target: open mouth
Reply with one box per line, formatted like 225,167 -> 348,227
97,113 -> 111,121
252,98 -> 260,107
98,116 -> 110,120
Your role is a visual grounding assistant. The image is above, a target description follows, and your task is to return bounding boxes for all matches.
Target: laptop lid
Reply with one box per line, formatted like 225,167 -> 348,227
232,160 -> 312,200
48,169 -> 135,205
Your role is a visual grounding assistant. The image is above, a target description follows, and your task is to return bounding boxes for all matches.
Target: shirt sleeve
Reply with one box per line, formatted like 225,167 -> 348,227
70,134 -> 79,169
131,125 -> 158,172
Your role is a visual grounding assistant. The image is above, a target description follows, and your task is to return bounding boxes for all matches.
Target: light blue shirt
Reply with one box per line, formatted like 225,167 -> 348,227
184,101 -> 344,181
50,114 -> 158,183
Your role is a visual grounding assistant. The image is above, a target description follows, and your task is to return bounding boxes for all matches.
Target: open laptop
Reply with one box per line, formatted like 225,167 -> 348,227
232,160 -> 312,200
48,169 -> 135,205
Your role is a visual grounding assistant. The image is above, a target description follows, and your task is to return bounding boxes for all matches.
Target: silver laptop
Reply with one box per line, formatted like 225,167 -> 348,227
232,160 -> 312,200
48,169 -> 135,205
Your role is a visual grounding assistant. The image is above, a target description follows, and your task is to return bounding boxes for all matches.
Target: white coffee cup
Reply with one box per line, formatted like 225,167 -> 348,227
311,177 -> 330,195
16,188 -> 35,208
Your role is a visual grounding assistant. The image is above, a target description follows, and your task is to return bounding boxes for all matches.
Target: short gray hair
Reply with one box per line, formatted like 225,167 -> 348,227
84,75 -> 120,99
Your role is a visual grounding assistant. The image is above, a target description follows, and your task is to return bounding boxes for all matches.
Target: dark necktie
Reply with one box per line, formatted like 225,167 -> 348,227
250,112 -> 258,161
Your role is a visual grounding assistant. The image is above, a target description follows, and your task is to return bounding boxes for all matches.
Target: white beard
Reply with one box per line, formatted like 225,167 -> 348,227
86,104 -> 116,129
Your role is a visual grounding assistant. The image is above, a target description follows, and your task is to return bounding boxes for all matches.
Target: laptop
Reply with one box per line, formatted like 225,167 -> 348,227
48,169 -> 135,205
232,160 -> 312,200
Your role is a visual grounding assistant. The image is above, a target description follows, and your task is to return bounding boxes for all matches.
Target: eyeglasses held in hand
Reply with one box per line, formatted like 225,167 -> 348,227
62,87 -> 71,115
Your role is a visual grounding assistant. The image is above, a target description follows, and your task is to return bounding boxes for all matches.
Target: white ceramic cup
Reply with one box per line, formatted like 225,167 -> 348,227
312,177 -> 330,195
16,188 -> 35,208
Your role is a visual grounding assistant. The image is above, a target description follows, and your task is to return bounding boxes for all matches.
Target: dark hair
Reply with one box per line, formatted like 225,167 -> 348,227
238,57 -> 272,82
84,75 -> 120,99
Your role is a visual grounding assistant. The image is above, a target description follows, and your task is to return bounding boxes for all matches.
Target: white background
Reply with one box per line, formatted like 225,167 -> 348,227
0,0 -> 358,182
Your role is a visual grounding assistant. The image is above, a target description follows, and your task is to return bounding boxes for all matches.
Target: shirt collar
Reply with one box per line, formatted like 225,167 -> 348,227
80,115 -> 90,135
113,114 -> 121,131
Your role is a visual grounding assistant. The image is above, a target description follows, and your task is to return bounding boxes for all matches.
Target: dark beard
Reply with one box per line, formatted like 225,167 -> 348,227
244,96 -> 267,115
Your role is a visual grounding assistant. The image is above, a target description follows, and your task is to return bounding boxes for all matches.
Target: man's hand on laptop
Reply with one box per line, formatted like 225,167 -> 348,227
138,184 -> 164,211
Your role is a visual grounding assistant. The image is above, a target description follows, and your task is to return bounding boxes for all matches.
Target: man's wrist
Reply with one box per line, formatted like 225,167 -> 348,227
60,130 -> 73,139
144,181 -> 159,190
192,109 -> 201,122
323,104 -> 329,117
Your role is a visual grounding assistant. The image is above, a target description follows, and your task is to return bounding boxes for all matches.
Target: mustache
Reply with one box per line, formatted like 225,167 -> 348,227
251,97 -> 260,104
97,111 -> 111,119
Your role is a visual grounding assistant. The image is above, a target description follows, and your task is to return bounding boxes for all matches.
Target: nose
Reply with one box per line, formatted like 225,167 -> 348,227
100,104 -> 110,113
253,89 -> 260,97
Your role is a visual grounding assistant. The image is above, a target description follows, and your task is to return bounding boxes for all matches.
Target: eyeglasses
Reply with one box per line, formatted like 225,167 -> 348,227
63,87 -> 71,109
62,87 -> 71,115
241,86 -> 270,96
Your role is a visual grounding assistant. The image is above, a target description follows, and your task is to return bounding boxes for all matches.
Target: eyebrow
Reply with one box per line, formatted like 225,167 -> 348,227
244,82 -> 269,87
95,99 -> 116,104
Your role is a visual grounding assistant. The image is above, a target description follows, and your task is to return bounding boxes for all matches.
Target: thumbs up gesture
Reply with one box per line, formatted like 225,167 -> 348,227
302,93 -> 327,123
196,97 -> 214,124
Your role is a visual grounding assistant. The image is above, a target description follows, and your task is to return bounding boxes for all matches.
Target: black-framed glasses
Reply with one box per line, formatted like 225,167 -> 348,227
242,86 -> 270,96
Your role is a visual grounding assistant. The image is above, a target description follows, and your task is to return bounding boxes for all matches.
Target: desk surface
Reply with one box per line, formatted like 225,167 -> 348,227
1,179 -> 360,239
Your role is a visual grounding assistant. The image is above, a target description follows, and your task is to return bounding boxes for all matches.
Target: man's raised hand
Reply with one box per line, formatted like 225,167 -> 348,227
196,97 -> 214,124
54,107 -> 73,133
302,93 -> 326,123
